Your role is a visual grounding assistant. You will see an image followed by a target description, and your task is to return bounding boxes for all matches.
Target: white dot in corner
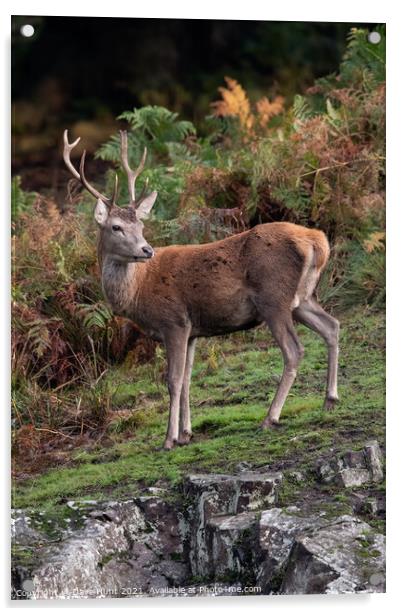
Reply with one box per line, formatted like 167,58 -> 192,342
368,31 -> 381,45
20,24 -> 35,38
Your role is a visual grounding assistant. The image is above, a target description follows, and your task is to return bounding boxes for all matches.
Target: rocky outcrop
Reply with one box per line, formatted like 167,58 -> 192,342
256,507 -> 323,591
190,504 -> 386,596
205,512 -> 258,580
12,441 -> 385,599
316,441 -> 384,488
184,471 -> 282,576
281,515 -> 385,594
12,510 -> 47,546
13,496 -> 189,599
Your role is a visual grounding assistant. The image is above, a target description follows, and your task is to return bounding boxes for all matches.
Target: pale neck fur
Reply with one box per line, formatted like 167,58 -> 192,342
98,234 -> 145,317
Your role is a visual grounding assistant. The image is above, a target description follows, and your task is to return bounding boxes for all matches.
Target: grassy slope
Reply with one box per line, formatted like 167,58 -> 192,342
13,308 -> 385,511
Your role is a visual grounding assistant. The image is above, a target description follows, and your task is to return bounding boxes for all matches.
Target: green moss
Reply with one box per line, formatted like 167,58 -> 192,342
357,547 -> 382,559
276,478 -> 300,508
316,500 -> 353,519
11,545 -> 37,568
333,494 -> 349,504
368,518 -> 386,535
98,550 -> 131,569
170,552 -> 184,562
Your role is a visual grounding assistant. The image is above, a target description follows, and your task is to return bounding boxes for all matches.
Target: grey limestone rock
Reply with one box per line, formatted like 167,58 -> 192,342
12,463 -> 385,599
316,441 -> 383,488
280,515 -> 385,594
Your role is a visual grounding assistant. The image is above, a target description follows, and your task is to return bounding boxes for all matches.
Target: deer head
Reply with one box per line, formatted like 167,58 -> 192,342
63,129 -> 157,262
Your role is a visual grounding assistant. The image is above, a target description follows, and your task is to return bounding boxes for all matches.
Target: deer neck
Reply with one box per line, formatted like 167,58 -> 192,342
98,235 -> 144,317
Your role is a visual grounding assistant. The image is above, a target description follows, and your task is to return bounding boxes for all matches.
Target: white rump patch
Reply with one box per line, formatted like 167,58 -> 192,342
295,245 -> 319,303
291,293 -> 300,309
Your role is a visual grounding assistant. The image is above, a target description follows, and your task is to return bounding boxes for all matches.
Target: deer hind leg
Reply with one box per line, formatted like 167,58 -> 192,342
177,338 -> 197,445
163,328 -> 190,450
261,313 -> 304,428
293,297 -> 340,409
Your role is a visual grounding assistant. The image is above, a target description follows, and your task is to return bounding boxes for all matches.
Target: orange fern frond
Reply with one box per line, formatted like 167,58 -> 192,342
256,95 -> 285,127
363,231 -> 385,253
211,77 -> 253,130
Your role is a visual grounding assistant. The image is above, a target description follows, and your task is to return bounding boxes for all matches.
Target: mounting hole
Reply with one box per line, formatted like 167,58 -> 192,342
20,24 -> 35,38
22,578 -> 34,592
368,31 -> 381,45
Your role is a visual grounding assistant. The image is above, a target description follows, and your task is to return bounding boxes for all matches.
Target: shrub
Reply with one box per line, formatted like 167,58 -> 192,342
11,192 -> 156,461
11,176 -> 38,231
96,105 -> 198,219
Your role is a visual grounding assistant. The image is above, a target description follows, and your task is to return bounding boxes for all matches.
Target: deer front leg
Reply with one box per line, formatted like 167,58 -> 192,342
178,338 -> 197,445
163,328 -> 190,450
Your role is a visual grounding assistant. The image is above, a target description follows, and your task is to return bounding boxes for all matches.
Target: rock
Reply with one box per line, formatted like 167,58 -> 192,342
136,495 -> 185,557
234,461 -> 252,473
11,510 -> 46,546
205,511 -> 258,578
185,471 -> 283,513
287,471 -> 305,483
280,515 -> 385,594
316,441 -> 383,487
142,487 -> 167,497
12,463 -> 385,599
88,509 -> 117,522
336,469 -> 372,488
14,497 -> 189,599
375,495 -> 386,517
256,507 -> 322,592
364,441 -> 384,483
184,472 -> 282,576
353,494 -> 386,518
342,450 -> 366,468
157,559 -> 189,585
31,512 -> 132,599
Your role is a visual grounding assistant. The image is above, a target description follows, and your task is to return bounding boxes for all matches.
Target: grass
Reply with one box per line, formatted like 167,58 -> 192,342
12,306 -> 385,511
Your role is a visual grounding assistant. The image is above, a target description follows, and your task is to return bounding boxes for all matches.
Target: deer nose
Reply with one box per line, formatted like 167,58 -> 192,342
142,245 -> 154,258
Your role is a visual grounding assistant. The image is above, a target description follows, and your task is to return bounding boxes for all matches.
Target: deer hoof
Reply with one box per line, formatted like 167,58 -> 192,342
163,438 -> 176,450
177,432 -> 193,446
260,418 -> 281,431
324,396 -> 339,411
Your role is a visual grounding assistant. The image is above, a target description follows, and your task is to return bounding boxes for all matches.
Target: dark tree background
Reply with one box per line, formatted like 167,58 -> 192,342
11,16 -> 372,190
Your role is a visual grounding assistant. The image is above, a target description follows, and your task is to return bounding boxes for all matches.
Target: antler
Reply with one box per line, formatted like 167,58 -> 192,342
63,130 -> 117,208
119,130 -> 147,206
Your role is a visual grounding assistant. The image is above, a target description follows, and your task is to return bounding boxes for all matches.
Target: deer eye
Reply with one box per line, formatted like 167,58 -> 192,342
112,225 -> 122,232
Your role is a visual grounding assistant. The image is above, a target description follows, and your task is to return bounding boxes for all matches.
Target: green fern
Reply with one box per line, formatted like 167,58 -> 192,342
25,319 -> 52,359
97,106 -> 200,219
165,141 -> 200,165
11,176 -> 37,229
97,106 -> 196,165
340,26 -> 385,85
118,106 -> 196,142
76,302 -> 113,330
292,94 -> 314,121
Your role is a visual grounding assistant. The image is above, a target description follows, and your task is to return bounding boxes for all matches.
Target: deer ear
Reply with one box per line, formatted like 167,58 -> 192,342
136,191 -> 157,220
94,199 -> 109,226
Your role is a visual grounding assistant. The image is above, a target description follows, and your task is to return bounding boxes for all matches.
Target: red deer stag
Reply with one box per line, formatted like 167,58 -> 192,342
63,130 -> 340,450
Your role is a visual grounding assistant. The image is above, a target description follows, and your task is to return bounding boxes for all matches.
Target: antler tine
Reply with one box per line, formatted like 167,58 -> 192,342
111,174 -> 119,205
63,130 -> 81,180
119,130 -> 147,206
135,177 -> 149,207
63,129 -> 112,208
79,151 -> 112,208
